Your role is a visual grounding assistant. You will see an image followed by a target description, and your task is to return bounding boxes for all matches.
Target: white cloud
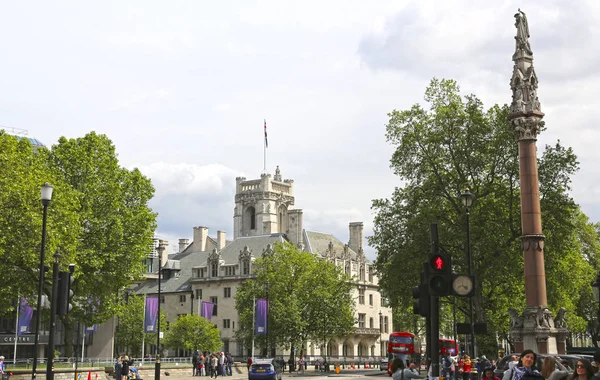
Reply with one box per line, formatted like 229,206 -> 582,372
2,0 -> 600,262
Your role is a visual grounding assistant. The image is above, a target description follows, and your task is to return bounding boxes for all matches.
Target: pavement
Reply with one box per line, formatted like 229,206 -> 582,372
169,369 -> 387,380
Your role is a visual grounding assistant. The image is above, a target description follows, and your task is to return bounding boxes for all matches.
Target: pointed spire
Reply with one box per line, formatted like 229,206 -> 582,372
509,9 -> 545,140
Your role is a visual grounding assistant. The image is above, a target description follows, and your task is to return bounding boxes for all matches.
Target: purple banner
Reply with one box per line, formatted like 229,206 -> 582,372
200,301 -> 214,321
255,299 -> 268,335
17,299 -> 33,336
144,296 -> 158,333
85,324 -> 98,333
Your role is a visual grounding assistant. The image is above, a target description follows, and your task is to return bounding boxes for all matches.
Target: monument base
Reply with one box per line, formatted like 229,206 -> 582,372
509,306 -> 568,354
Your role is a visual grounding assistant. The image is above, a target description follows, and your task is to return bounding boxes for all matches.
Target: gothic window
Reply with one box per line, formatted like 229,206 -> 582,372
242,260 -> 250,275
345,261 -> 351,275
246,206 -> 256,230
211,261 -> 218,277
358,313 -> 365,328
358,289 -> 365,305
368,266 -> 374,283
360,265 -> 366,281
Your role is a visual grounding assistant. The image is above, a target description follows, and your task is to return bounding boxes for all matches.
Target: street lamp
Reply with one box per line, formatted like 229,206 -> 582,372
378,311 -> 383,357
155,243 -> 165,380
458,188 -> 476,358
33,183 -> 53,380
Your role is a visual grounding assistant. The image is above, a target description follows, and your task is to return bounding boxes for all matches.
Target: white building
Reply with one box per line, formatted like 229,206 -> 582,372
134,167 -> 393,359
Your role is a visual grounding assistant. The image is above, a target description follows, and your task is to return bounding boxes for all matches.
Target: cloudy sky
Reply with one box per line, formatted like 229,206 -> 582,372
2,0 -> 599,259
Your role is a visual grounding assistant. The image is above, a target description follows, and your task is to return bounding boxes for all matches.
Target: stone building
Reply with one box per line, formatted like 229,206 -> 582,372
134,167 -> 393,359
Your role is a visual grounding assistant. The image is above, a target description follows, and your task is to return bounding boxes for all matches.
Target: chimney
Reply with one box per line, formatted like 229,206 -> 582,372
178,238 -> 190,253
158,239 -> 169,267
217,231 -> 226,250
193,226 -> 209,251
348,222 -> 363,254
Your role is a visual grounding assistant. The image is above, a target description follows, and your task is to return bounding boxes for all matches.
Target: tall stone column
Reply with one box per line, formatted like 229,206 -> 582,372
507,9 -> 567,354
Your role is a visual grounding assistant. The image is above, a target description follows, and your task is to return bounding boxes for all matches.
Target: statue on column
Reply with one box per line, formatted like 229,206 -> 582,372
514,9 -> 533,55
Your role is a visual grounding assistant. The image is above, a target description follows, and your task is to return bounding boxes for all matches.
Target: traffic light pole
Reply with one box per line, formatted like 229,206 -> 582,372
430,295 -> 440,378
47,252 -> 61,380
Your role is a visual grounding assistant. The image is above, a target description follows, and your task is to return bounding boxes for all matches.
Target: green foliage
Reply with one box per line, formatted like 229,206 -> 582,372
235,242 -> 355,356
0,130 -> 157,356
114,294 -> 167,357
162,314 -> 222,353
369,79 -> 600,350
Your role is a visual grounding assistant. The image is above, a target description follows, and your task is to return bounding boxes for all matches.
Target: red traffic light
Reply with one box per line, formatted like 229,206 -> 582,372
430,255 -> 446,271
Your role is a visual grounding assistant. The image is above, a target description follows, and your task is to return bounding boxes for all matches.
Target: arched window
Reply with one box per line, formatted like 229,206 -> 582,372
248,207 -> 256,230
369,317 -> 374,328
211,261 -> 218,277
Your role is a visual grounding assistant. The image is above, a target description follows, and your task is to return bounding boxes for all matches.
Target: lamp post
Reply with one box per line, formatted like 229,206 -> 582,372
155,243 -> 165,380
265,280 -> 270,357
46,252 -> 61,380
378,311 -> 383,358
459,188 -> 476,357
32,183 -> 53,380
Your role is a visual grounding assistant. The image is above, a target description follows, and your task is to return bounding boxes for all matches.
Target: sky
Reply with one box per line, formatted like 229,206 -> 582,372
2,0 -> 599,259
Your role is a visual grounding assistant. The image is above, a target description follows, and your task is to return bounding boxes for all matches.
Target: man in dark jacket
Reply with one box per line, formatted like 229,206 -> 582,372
193,351 -> 200,376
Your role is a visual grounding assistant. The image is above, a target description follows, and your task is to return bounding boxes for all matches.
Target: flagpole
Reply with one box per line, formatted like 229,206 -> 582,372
252,296 -> 256,360
81,326 -> 85,362
263,119 -> 267,172
14,297 -> 19,364
141,295 -> 146,364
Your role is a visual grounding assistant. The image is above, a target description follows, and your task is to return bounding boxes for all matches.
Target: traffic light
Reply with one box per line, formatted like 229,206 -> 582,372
57,265 -> 75,315
412,283 -> 429,317
428,253 -> 452,296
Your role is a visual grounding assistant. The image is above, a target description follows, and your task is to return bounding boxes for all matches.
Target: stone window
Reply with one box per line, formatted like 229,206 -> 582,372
345,262 -> 351,275
199,268 -> 206,278
358,289 -> 365,305
224,287 -> 231,298
223,319 -> 231,329
368,266 -> 374,283
246,206 -> 256,230
242,260 -> 250,275
160,295 -> 165,304
225,266 -> 236,276
369,317 -> 374,328
360,265 -> 366,281
179,295 -> 186,303
211,262 -> 218,277
384,316 -> 389,333
195,289 -> 202,299
369,294 -> 373,306
358,313 -> 366,328
210,296 -> 218,316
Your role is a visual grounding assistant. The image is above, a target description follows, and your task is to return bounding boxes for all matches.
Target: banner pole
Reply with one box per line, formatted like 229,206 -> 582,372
252,296 -> 255,360
142,295 -> 146,364
13,297 -> 19,364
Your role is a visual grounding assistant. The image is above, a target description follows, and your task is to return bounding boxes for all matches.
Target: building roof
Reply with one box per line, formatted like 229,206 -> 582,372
214,233 -> 288,265
304,230 -> 360,261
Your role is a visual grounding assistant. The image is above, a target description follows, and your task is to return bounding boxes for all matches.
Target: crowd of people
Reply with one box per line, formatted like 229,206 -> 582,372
192,351 -> 234,378
389,350 -> 600,380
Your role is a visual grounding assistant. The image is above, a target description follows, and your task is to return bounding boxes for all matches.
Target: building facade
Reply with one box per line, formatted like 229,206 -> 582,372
134,167 -> 393,359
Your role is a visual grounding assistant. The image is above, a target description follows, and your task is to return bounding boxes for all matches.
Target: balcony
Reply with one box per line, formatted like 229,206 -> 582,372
354,327 -> 380,335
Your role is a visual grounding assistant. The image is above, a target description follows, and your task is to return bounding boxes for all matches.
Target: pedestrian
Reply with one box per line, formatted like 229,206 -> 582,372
121,356 -> 131,380
211,354 -> 219,378
193,350 -> 200,376
219,352 -> 226,376
226,353 -> 233,376
114,357 -> 123,380
541,357 -> 568,380
501,350 -> 542,380
483,367 -> 500,380
390,358 -> 405,380
199,354 -> 205,376
591,349 -> 600,380
570,359 -> 594,380
0,356 -> 5,379
460,355 -> 472,380
403,363 -> 420,379
288,357 -> 294,374
247,357 -> 253,372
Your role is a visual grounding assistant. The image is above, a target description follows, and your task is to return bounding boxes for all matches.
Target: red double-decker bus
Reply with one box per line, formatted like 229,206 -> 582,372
387,332 -> 422,374
439,339 -> 458,356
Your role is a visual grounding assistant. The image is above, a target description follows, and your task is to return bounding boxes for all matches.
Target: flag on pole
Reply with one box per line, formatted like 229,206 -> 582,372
264,119 -> 268,148
201,301 -> 215,321
144,296 -> 159,333
255,299 -> 268,335
17,298 -> 33,335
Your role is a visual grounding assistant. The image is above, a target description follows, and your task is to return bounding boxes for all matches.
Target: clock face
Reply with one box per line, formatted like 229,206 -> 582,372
452,275 -> 473,296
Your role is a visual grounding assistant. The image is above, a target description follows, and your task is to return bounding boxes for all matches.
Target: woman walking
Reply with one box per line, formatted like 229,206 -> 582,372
569,359 -> 594,380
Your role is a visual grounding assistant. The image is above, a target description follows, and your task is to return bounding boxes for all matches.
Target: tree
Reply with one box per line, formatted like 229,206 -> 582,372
369,79 -> 598,354
0,130 -> 157,356
234,242 -> 355,358
163,314 -> 222,353
114,293 -> 167,357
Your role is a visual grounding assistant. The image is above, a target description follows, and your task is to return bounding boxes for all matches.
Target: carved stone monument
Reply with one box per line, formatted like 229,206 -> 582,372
507,9 -> 569,354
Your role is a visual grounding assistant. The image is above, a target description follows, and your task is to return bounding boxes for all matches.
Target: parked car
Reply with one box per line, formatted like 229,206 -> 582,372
248,358 -> 283,380
380,358 -> 389,371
